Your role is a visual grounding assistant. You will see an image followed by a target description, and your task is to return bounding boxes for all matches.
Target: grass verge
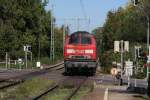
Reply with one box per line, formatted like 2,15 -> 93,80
42,86 -> 91,100
0,77 -> 54,100
72,87 -> 91,100
42,88 -> 72,100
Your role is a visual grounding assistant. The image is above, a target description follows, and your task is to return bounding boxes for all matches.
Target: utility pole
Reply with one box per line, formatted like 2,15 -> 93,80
24,45 -> 28,69
52,21 -> 55,61
134,46 -> 141,87
133,0 -> 150,96
114,40 -> 127,85
147,16 -> 150,80
5,52 -> 8,69
120,40 -> 124,79
133,0 -> 150,80
50,5 -> 55,61
38,33 -> 40,61
63,25 -> 66,55
25,50 -> 27,69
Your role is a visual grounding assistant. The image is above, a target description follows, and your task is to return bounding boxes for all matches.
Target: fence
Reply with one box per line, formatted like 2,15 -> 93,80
0,52 -> 34,70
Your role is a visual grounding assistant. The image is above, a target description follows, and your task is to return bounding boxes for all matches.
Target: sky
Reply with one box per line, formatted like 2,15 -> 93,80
46,0 -> 129,33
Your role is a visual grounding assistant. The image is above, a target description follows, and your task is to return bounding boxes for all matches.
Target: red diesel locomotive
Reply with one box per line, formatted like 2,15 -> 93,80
64,31 -> 97,75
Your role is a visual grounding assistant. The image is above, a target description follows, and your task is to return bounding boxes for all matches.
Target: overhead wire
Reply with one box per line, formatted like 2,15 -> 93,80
80,0 -> 87,19
80,0 -> 91,31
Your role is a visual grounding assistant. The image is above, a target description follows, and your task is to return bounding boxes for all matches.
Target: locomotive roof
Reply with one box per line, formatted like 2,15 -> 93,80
72,31 -> 90,35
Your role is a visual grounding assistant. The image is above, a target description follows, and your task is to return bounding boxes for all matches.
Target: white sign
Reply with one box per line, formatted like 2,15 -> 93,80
18,58 -> 24,64
125,68 -> 133,76
24,45 -> 31,52
125,61 -> 133,68
117,63 -> 121,67
114,41 -> 120,52
125,61 -> 133,76
36,62 -> 41,67
24,46 -> 27,51
124,41 -> 129,52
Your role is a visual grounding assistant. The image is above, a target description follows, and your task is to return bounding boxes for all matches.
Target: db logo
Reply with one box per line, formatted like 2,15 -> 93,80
110,68 -> 118,76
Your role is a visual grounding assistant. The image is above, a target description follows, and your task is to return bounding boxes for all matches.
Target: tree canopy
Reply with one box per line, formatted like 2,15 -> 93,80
0,0 -> 63,60
94,0 -> 150,51
94,0 -> 150,68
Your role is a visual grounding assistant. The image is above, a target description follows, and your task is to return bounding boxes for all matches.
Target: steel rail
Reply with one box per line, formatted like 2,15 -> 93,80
64,77 -> 88,100
0,80 -> 24,90
31,76 -> 70,100
0,62 -> 64,90
32,84 -> 59,100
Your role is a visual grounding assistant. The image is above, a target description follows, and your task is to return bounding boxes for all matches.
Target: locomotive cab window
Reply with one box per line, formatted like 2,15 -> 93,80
81,34 -> 91,44
69,34 -> 79,44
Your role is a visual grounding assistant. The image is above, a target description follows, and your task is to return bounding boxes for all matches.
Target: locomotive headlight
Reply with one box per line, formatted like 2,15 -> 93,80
85,49 -> 93,54
67,49 -> 75,53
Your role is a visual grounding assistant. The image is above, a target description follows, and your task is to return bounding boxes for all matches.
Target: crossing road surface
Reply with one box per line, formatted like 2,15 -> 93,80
82,74 -> 149,100
94,74 -> 148,88
109,92 -> 146,100
82,85 -> 148,100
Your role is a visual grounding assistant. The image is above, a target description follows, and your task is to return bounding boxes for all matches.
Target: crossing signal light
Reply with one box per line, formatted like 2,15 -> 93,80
139,49 -> 144,57
137,48 -> 146,59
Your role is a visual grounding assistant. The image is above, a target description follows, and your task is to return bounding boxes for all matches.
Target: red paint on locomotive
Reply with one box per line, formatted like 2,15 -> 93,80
64,31 -> 97,75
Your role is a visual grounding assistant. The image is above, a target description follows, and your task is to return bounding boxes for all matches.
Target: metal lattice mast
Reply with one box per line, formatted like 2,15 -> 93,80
50,14 -> 52,60
50,6 -> 54,61
50,5 -> 55,61
52,18 -> 55,61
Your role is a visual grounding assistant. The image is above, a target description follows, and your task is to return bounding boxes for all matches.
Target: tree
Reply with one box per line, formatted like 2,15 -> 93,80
94,0 -> 150,68
0,0 -> 63,61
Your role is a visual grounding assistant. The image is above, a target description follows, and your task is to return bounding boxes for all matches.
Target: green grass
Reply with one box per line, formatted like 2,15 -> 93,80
0,77 -> 54,100
0,82 -> 11,87
43,88 -> 72,100
42,86 -> 91,100
0,63 -> 6,69
0,62 -> 34,69
40,57 -> 63,65
0,56 -> 63,70
0,77 -> 92,100
72,87 -> 91,100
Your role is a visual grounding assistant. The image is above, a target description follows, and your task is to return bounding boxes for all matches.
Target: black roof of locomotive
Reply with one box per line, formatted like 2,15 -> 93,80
72,31 -> 90,35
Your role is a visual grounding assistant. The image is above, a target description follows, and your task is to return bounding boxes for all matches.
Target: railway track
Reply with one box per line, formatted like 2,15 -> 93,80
64,77 -> 87,100
32,76 -> 88,100
32,84 -> 59,100
0,62 -> 64,90
0,80 -> 24,90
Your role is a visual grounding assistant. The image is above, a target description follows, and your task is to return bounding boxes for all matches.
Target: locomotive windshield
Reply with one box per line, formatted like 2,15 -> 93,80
81,33 -> 91,44
69,32 -> 92,44
69,33 -> 79,44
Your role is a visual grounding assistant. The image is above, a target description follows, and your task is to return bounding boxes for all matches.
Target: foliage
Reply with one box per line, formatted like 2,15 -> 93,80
0,0 -> 63,62
94,0 -> 150,70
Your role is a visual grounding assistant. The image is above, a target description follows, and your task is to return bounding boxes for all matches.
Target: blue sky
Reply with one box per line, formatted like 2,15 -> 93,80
46,0 -> 129,32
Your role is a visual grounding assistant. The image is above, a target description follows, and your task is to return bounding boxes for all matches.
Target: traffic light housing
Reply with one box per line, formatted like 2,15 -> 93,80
137,48 -> 147,60
139,49 -> 145,57
134,0 -> 139,6
24,45 -> 32,52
